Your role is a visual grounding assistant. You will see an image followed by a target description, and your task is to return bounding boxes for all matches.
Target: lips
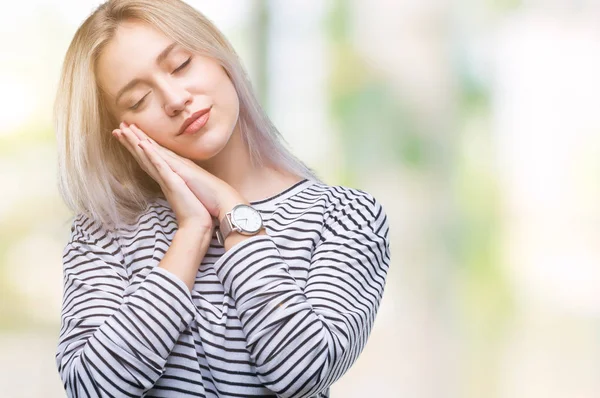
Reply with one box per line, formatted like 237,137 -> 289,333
178,106 -> 212,136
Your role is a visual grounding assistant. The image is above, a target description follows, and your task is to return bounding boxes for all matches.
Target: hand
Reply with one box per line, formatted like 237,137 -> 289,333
122,122 -> 246,221
112,123 -> 214,233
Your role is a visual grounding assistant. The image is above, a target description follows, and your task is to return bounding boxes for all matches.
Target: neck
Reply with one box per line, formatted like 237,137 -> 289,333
194,123 -> 297,203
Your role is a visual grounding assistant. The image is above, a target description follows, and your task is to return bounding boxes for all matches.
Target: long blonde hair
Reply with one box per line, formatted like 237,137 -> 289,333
54,0 -> 322,231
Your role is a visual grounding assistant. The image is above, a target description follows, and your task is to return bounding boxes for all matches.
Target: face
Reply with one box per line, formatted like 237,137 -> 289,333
96,20 -> 240,162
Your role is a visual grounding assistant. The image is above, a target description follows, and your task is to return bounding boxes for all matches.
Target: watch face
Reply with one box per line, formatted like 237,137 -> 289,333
232,205 -> 263,233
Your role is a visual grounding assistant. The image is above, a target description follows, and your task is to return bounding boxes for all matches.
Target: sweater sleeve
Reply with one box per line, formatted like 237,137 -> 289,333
213,191 -> 391,398
55,217 -> 197,397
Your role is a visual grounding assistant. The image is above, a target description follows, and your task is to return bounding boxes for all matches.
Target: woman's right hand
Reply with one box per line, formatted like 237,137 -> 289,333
113,124 -> 214,235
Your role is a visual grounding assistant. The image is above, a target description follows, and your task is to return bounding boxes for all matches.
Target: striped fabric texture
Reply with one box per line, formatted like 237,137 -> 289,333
56,178 -> 391,397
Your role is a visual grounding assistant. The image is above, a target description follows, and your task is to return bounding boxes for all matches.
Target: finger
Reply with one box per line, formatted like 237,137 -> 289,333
150,142 -> 184,167
125,125 -> 201,181
146,137 -> 194,169
126,124 -> 185,165
113,129 -> 138,158
154,143 -> 183,163
115,128 -> 146,167
138,133 -> 189,173
127,123 -> 149,142
115,128 -> 163,184
138,139 -> 180,190
127,124 -> 180,167
120,125 -> 142,147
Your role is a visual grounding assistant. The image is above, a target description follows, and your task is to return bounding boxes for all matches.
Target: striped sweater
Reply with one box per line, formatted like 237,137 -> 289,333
55,178 -> 391,397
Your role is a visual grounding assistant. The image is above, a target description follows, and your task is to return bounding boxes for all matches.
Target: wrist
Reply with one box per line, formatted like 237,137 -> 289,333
215,195 -> 266,249
223,228 -> 267,251
178,221 -> 213,240
217,194 -> 249,222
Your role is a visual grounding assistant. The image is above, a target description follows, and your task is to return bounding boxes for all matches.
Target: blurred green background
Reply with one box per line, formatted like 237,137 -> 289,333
1,1 -> 599,397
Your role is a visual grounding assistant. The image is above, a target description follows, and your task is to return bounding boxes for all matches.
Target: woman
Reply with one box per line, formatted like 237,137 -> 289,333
54,1 -> 391,397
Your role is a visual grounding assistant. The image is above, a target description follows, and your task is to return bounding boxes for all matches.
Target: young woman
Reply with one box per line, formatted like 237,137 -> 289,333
54,1 -> 391,397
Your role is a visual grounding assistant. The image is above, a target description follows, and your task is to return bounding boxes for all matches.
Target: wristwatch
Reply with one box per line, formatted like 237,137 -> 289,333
215,203 -> 264,246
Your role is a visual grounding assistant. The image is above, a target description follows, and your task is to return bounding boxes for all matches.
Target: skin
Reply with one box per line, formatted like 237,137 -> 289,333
95,20 -> 300,250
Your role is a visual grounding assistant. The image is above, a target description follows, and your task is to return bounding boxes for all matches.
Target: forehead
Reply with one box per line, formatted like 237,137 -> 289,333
96,21 -> 174,98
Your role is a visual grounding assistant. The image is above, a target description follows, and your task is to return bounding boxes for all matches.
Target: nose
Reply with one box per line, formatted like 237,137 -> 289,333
162,81 -> 192,116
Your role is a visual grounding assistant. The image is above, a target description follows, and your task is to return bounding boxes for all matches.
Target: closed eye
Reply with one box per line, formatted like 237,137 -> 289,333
129,93 -> 149,111
128,57 -> 191,111
173,57 -> 191,74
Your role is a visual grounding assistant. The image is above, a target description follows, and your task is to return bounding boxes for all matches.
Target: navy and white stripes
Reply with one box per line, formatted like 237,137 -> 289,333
56,178 -> 391,397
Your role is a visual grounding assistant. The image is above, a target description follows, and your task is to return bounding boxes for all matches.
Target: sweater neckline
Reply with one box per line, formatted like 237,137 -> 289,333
152,178 -> 317,214
250,178 -> 315,209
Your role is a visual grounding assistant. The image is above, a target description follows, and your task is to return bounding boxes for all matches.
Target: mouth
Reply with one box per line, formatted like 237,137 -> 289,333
178,106 -> 212,136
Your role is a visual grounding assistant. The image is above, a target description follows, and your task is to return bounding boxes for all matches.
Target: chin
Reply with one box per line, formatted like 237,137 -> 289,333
182,127 -> 231,162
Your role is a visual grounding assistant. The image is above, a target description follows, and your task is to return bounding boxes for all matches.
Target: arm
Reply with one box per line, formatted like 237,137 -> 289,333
55,216 -> 208,397
213,191 -> 391,398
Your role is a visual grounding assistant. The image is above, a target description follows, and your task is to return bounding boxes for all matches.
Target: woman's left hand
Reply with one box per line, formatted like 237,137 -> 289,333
121,122 -> 246,220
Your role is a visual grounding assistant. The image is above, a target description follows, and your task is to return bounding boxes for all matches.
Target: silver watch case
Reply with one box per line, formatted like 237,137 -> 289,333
215,204 -> 263,246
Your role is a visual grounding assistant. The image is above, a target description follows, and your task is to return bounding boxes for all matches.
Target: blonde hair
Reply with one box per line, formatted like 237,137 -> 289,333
54,0 -> 322,231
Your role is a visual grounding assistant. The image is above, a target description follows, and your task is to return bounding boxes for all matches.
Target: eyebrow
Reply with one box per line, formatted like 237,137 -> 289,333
114,42 -> 178,105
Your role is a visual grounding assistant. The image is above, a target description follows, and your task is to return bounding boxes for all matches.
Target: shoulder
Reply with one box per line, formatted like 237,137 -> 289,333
309,181 -> 389,238
67,197 -> 175,246
114,197 -> 177,240
68,213 -> 115,247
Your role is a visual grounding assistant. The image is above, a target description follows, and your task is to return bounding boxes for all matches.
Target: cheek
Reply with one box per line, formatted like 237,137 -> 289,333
200,65 -> 239,109
134,116 -> 168,141
216,77 -> 240,119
